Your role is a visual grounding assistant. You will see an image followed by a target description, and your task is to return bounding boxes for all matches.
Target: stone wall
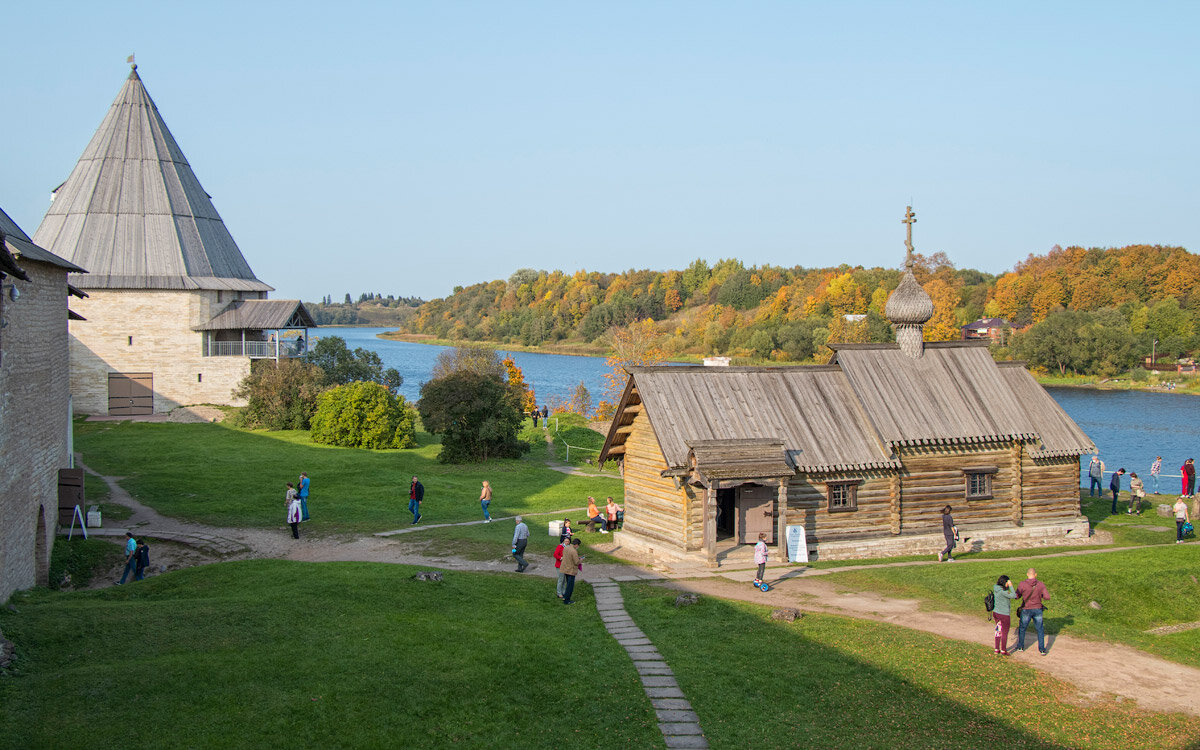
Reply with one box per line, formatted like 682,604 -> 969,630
0,261 -> 71,602
68,290 -> 252,414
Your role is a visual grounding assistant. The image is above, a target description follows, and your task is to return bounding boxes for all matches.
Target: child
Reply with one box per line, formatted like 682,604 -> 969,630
753,532 -> 768,587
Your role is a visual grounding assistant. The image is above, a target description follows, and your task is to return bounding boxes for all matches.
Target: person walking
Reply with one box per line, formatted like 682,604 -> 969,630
1174,496 -> 1191,544
1087,454 -> 1105,498
511,515 -> 530,572
116,532 -> 138,585
287,485 -> 302,539
134,539 -> 151,581
1150,456 -> 1162,495
479,480 -> 492,523
553,537 -> 568,598
1128,472 -> 1145,515
992,574 -> 1019,655
409,476 -> 424,524
1183,458 -> 1196,498
1015,568 -> 1051,655
753,532 -> 769,588
298,472 -> 311,522
937,505 -> 958,562
1109,468 -> 1126,515
560,538 -> 582,605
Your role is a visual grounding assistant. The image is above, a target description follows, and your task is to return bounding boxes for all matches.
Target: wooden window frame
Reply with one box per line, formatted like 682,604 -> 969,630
826,480 -> 860,513
962,466 -> 998,501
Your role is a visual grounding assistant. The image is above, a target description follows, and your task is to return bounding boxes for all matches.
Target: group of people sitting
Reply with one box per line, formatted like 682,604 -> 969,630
568,496 -> 623,536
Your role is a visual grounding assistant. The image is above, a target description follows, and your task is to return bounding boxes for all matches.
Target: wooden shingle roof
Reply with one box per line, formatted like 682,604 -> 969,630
196,299 -> 316,331
607,366 -> 899,474
31,66 -> 271,292
831,341 -> 1044,448
1,206 -> 83,274
601,342 -> 1093,474
995,363 -> 1095,457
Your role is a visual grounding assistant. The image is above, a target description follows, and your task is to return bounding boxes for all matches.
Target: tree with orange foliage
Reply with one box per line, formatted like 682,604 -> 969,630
596,319 -> 665,419
923,279 -> 961,341
502,356 -> 537,412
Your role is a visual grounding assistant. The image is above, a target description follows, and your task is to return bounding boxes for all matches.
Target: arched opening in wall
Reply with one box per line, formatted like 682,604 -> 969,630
34,505 -> 49,586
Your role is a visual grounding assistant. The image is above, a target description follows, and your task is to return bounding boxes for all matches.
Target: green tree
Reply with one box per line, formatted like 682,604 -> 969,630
233,360 -> 326,430
418,371 -> 529,463
748,330 -> 775,359
310,381 -> 417,449
431,344 -> 506,380
304,336 -> 402,391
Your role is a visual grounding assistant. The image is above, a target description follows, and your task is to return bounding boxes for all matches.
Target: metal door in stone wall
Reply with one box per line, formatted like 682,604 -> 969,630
108,372 -> 153,415
737,484 -> 777,544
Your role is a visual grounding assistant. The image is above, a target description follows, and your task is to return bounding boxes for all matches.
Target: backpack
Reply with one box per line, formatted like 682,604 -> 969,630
984,590 -> 995,612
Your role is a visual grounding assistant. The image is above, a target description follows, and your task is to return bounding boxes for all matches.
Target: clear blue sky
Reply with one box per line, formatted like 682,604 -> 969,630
3,2 -> 1196,302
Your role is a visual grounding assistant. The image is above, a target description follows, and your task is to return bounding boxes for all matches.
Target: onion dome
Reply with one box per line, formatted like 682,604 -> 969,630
885,270 -> 934,325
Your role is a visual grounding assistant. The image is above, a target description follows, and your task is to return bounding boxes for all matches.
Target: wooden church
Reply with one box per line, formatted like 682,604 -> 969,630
32,65 -> 315,415
599,209 -> 1095,564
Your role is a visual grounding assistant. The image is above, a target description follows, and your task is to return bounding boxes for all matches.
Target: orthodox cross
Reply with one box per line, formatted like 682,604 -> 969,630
901,205 -> 917,269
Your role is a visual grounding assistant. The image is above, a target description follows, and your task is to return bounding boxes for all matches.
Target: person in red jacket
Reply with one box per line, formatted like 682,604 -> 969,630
1182,458 -> 1196,498
553,538 -> 568,599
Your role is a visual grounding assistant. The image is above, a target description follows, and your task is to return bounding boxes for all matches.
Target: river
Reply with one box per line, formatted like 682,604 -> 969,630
327,327 -> 1199,489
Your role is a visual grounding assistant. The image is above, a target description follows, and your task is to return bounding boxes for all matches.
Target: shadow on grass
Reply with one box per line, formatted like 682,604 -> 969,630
74,421 -> 622,533
622,584 -> 1200,749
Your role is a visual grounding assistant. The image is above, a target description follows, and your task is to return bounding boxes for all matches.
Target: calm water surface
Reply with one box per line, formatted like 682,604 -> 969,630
327,328 -> 1199,488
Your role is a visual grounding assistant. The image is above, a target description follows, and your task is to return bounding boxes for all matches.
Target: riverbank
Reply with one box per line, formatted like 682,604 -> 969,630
371,330 -> 1200,395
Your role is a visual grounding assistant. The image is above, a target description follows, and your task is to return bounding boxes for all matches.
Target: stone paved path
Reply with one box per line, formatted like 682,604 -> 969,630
590,579 -> 709,749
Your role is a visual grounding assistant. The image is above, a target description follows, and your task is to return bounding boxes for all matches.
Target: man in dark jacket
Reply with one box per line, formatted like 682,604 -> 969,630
1110,468 -> 1126,515
409,476 -> 424,524
134,540 -> 150,581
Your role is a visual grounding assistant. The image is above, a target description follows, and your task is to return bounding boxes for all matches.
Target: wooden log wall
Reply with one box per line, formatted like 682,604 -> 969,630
896,443 -> 1019,533
621,411 -> 693,551
781,472 -> 896,542
1021,453 -> 1084,521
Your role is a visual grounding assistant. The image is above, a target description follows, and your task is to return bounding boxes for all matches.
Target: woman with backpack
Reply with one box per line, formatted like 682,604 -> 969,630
991,574 -> 1019,655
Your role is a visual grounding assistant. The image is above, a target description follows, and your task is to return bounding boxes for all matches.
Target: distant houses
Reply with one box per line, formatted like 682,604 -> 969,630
600,211 -> 1094,564
0,207 -> 82,601
960,317 -> 1011,344
32,65 -> 314,416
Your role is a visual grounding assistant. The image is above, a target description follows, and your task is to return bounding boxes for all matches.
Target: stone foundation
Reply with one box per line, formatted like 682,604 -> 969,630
801,516 -> 1093,561
616,516 -> 1094,568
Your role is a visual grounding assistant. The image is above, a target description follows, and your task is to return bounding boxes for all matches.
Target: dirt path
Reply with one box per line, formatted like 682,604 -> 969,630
79,459 -> 1200,720
663,574 -> 1200,718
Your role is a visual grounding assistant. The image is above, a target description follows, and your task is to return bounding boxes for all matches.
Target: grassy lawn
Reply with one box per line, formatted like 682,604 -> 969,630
46,537 -> 124,590
74,419 -> 623,534
816,545 -> 1200,670
0,561 -> 660,749
622,584 -> 1200,749
541,412 -> 620,475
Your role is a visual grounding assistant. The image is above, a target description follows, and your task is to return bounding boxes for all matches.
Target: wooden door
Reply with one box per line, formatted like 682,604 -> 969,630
108,372 -> 153,415
737,484 -> 776,544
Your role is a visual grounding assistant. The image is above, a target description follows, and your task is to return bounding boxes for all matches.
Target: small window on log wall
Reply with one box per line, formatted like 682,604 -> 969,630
963,466 -> 997,500
827,481 -> 859,512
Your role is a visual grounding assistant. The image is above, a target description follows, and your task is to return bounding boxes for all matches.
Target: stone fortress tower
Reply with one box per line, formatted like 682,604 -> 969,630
33,64 -> 313,415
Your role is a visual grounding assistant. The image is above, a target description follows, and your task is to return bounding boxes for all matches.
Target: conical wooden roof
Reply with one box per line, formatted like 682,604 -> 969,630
32,66 -> 272,292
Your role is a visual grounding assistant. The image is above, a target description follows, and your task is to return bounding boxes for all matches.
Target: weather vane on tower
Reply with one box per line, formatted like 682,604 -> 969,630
901,205 -> 917,270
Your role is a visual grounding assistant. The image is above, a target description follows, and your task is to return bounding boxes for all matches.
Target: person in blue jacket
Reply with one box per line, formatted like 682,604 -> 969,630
298,472 -> 311,522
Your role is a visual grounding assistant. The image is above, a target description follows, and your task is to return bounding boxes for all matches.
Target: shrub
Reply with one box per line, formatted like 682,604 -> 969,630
233,360 -> 327,430
1130,367 -> 1150,382
418,370 -> 528,463
310,381 -> 417,449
